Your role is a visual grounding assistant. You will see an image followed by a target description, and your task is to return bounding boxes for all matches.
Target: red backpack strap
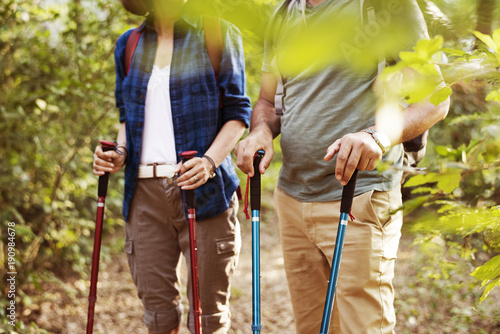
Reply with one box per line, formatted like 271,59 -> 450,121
203,16 -> 222,77
125,27 -> 142,76
203,16 -> 223,109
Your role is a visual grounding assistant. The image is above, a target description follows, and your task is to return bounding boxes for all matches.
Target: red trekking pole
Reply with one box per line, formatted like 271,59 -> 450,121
87,140 -> 116,334
180,150 -> 203,334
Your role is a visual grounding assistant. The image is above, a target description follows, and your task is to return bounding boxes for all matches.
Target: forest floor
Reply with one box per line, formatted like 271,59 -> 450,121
33,197 -> 500,334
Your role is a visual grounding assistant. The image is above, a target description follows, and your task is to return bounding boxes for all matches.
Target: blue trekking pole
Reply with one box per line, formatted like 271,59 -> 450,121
250,150 -> 265,333
319,169 -> 358,334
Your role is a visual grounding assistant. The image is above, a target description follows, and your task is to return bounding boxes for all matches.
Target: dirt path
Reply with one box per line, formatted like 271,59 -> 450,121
35,207 -> 295,334
35,208 -> 499,333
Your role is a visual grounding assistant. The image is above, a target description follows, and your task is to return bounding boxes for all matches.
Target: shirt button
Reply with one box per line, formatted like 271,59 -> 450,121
137,121 -> 143,127
139,94 -> 144,100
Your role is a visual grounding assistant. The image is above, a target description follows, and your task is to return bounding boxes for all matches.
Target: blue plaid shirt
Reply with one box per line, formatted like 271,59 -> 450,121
115,15 -> 251,222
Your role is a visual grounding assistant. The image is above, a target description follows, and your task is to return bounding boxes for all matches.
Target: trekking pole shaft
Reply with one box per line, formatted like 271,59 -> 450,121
251,210 -> 261,333
87,196 -> 106,334
319,210 -> 349,334
251,150 -> 264,333
319,170 -> 358,334
87,141 -> 115,334
188,208 -> 202,334
180,150 -> 202,334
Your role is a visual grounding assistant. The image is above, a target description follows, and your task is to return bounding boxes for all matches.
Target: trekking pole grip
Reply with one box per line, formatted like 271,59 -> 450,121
180,151 -> 198,209
98,140 -> 116,198
340,170 -> 358,214
251,150 -> 265,211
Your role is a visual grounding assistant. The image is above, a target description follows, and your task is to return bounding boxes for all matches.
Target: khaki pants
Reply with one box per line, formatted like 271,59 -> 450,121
274,186 -> 403,334
125,178 -> 240,333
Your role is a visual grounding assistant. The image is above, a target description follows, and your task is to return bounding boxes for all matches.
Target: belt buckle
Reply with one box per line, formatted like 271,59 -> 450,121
147,163 -> 159,178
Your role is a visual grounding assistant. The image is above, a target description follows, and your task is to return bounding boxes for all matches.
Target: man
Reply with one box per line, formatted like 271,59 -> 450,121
93,0 -> 251,333
235,0 -> 449,333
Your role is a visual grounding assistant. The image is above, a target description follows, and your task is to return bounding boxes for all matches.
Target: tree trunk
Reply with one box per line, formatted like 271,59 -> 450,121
476,0 -> 496,35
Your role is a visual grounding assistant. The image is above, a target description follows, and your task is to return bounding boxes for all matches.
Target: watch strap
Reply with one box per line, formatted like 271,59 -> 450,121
361,128 -> 391,154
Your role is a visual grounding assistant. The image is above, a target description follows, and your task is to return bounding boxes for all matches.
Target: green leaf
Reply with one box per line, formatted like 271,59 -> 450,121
492,29 -> 500,52
441,48 -> 467,57
436,170 -> 461,193
434,145 -> 453,157
471,254 -> 500,281
430,86 -> 452,106
407,172 -> 444,186
403,194 -> 434,215
400,51 -> 424,63
471,254 -> 500,303
404,173 -> 435,188
473,31 -> 499,54
478,277 -> 500,303
413,36 -> 444,58
404,170 -> 461,194
485,89 -> 500,102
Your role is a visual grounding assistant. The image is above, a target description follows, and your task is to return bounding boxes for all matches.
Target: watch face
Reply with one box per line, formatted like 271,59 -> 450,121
378,134 -> 391,149
361,129 -> 391,153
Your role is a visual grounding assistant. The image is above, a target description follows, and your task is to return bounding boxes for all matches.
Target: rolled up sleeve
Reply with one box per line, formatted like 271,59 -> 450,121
218,22 -> 252,127
115,30 -> 134,123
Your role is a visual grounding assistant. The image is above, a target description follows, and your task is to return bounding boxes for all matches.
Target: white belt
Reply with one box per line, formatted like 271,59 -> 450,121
138,164 -> 177,179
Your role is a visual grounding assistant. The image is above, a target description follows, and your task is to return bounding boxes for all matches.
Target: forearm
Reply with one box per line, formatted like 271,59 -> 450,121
398,98 -> 449,144
205,120 -> 246,168
372,97 -> 449,147
234,72 -> 280,176
250,97 -> 281,139
116,122 -> 127,145
380,66 -> 450,146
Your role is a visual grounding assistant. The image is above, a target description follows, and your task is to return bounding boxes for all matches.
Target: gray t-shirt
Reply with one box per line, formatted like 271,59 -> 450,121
262,0 -> 428,202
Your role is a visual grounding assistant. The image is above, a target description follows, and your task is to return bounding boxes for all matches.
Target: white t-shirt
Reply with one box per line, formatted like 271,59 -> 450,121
140,65 -> 177,165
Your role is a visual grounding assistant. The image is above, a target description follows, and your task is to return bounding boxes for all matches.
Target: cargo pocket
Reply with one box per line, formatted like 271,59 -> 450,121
211,235 -> 239,312
216,236 -> 237,256
125,238 -> 134,255
124,237 -> 138,284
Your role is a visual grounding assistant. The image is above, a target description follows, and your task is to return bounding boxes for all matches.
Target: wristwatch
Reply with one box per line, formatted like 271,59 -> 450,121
361,128 -> 391,154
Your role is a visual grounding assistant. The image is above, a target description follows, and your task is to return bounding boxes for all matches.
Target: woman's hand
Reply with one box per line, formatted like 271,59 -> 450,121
93,145 -> 127,176
177,157 -> 213,190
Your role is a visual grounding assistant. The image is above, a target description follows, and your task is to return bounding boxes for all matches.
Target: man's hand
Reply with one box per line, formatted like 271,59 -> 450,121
93,145 -> 127,176
236,72 -> 280,177
235,128 -> 274,177
324,131 -> 382,185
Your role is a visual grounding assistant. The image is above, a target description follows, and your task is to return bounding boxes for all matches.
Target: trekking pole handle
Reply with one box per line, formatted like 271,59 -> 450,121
251,150 -> 265,212
180,150 -> 199,209
340,170 -> 358,214
97,140 -> 116,198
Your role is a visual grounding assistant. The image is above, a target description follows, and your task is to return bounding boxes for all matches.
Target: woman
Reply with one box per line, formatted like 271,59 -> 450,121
93,1 -> 251,333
